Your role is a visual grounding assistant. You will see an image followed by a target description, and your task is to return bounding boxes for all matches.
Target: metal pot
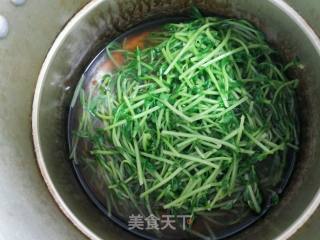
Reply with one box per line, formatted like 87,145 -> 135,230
32,0 -> 320,239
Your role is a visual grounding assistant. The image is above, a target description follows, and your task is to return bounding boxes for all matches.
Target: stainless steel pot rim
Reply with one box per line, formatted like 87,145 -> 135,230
32,0 -> 320,239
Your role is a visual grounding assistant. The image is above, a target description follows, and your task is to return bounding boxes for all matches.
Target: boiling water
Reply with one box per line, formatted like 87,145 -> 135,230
68,18 -> 297,240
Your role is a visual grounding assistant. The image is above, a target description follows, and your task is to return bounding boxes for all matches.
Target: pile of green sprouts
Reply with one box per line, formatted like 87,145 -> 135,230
71,15 -> 299,222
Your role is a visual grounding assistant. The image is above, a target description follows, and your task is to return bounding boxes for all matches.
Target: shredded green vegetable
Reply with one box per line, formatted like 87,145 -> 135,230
71,15 -> 299,220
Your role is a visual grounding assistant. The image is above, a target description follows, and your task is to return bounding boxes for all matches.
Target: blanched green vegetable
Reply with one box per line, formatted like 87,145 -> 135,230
71,16 -> 298,220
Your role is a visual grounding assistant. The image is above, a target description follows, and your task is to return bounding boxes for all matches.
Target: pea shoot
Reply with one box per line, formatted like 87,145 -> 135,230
70,15 -> 299,225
